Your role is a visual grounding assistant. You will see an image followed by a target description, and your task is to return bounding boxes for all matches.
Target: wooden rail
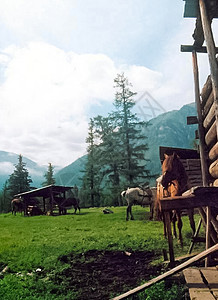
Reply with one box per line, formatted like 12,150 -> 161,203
111,244 -> 218,300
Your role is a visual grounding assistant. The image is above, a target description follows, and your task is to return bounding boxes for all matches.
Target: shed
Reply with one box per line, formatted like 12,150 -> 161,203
14,185 -> 74,215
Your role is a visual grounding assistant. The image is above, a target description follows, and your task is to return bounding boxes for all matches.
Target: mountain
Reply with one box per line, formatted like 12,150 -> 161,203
0,151 -> 47,189
55,102 -> 198,187
55,155 -> 87,187
145,103 -> 198,184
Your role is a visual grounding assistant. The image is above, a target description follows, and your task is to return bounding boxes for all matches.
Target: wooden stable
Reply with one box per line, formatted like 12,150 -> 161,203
159,0 -> 218,265
14,184 -> 74,215
159,1 -> 218,299
112,1 -> 218,299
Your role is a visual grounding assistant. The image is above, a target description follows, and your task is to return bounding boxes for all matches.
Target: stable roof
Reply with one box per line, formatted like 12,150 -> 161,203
14,185 -> 73,198
159,146 -> 200,161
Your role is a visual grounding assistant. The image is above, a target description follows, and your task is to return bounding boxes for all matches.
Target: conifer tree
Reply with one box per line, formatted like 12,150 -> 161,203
112,73 -> 150,186
8,154 -> 32,197
82,119 -> 102,207
42,163 -> 56,186
93,115 -> 123,205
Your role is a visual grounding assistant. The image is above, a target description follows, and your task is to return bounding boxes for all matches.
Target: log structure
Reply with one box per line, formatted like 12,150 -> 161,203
161,0 -> 218,265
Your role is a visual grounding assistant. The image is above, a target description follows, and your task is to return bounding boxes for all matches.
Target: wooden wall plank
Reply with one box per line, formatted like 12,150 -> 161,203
209,159 -> 218,178
201,75 -> 212,105
203,91 -> 214,118
205,120 -> 217,146
203,102 -> 216,130
209,142 -> 218,161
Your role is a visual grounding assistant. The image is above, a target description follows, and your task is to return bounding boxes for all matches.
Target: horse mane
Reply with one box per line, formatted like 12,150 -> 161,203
162,153 -> 176,173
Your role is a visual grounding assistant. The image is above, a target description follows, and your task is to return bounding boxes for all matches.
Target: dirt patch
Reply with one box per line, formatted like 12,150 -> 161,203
55,250 -> 161,300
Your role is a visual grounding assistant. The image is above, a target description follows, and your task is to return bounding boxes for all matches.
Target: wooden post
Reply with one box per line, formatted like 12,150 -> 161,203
205,206 -> 211,267
188,218 -> 202,254
49,188 -> 54,215
192,50 -> 209,186
199,0 -> 218,140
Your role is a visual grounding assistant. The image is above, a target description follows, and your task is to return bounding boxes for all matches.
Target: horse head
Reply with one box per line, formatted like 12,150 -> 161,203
161,152 -> 188,194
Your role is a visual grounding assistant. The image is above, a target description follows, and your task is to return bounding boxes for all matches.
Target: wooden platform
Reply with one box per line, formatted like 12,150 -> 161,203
183,267 -> 218,299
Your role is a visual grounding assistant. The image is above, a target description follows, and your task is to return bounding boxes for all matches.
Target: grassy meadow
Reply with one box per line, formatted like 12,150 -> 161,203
0,206 -> 205,299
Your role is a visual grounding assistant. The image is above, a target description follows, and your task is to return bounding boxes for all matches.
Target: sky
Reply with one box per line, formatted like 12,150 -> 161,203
0,0 -> 216,169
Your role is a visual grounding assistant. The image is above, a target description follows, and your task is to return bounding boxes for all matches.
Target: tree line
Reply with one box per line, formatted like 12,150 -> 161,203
0,73 -> 150,212
0,156 -> 55,213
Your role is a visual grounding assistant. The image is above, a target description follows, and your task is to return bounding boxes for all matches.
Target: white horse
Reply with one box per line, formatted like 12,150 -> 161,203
121,187 -> 156,221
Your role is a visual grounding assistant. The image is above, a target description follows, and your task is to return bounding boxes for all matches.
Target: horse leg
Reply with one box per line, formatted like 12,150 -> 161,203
162,213 -> 167,239
129,205 -> 134,220
188,208 -> 196,236
149,203 -> 154,220
176,210 -> 183,248
126,204 -> 134,220
126,206 -> 129,221
171,211 -> 177,239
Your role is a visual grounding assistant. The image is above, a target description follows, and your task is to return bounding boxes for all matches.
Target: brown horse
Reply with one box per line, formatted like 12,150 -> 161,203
157,151 -> 196,247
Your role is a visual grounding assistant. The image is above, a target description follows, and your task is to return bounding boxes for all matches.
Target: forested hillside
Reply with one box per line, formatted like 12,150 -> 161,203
55,102 -> 198,187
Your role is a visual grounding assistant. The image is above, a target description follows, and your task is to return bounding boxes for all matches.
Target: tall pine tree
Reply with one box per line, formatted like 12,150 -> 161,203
8,154 -> 32,197
112,73 -> 150,186
42,163 -> 56,186
82,119 -> 102,207
93,115 -> 123,205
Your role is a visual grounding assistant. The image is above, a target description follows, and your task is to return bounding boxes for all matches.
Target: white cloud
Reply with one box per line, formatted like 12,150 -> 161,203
0,162 -> 14,174
0,41 -> 161,167
0,1 -> 216,168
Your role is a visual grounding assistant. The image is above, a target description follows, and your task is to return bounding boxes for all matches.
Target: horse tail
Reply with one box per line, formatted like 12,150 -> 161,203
121,191 -> 126,198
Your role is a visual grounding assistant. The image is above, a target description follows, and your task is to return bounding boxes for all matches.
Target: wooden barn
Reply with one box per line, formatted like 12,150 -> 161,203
14,184 -> 77,216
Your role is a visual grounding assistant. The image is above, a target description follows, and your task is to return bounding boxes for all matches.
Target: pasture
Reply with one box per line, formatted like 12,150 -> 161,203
0,206 -> 204,299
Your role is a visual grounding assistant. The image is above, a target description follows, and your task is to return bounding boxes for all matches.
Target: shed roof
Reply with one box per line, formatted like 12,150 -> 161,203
183,0 -> 218,18
14,185 -> 73,198
159,146 -> 200,161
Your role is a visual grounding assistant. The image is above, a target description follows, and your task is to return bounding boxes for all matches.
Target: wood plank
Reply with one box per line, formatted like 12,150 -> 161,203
189,288 -> 215,300
213,179 -> 218,187
183,268 -> 207,288
160,193 -> 218,211
203,90 -> 214,118
181,45 -> 218,54
209,159 -> 218,178
201,75 -> 212,106
201,269 -> 218,289
209,142 -> 218,161
205,120 -> 217,147
203,102 -> 216,130
192,51 -> 210,186
200,0 -> 218,143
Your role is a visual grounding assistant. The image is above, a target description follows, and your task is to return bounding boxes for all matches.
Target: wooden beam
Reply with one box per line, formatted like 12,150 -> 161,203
111,244 -> 218,300
192,51 -> 209,186
187,116 -> 199,125
205,206 -> 211,267
209,142 -> 218,161
203,102 -> 215,130
205,120 -> 217,146
181,45 -> 218,53
199,0 -> 218,141
160,193 -> 218,211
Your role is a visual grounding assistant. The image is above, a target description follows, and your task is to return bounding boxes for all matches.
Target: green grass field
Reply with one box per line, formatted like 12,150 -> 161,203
0,206 -> 205,299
